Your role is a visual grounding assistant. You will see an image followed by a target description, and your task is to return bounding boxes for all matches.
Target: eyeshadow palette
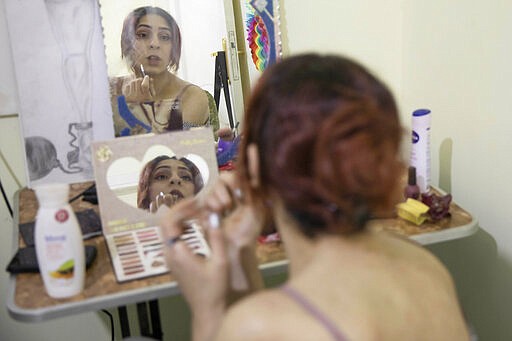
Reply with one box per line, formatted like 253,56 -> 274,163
91,128 -> 218,282
105,223 -> 210,282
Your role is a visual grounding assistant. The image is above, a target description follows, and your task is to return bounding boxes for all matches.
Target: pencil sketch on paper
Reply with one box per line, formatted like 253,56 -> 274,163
44,0 -> 95,177
25,136 -> 80,181
4,0 -> 114,186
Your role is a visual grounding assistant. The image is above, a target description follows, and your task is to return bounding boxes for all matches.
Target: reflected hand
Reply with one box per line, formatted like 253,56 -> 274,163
149,192 -> 180,213
122,75 -> 155,103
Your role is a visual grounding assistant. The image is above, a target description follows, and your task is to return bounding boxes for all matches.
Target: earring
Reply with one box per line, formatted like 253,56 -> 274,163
167,62 -> 177,73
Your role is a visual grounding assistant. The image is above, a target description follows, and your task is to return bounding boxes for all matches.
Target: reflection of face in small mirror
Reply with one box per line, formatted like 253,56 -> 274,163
137,155 -> 204,213
103,4 -> 214,137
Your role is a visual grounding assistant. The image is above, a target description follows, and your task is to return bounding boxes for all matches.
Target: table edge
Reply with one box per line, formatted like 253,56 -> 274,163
411,214 -> 479,245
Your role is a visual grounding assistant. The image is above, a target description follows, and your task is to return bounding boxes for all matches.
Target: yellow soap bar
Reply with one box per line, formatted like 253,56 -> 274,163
396,198 -> 430,225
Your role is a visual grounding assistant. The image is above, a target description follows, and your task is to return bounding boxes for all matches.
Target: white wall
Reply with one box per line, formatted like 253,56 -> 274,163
283,0 -> 512,339
402,0 -> 512,255
284,0 -> 403,100
401,2 -> 512,339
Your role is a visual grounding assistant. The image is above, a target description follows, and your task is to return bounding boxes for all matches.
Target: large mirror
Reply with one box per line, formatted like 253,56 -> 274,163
99,0 -> 282,137
98,0 -> 237,136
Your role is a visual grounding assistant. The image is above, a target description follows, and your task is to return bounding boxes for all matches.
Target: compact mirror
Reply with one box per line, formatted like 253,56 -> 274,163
105,144 -> 210,211
92,128 -> 218,233
92,128 -> 217,282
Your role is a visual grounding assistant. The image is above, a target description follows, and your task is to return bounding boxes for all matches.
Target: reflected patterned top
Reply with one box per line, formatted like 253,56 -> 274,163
109,76 -> 209,136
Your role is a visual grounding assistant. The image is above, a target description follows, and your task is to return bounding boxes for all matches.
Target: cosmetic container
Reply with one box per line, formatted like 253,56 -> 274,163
35,183 -> 85,298
410,109 -> 431,193
404,166 -> 421,200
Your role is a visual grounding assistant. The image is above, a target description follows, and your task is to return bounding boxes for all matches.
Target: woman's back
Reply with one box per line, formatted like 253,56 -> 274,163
218,231 -> 469,341
160,54 -> 470,341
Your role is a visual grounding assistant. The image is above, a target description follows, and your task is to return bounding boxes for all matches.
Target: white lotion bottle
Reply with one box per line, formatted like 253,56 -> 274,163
410,109 -> 431,193
34,183 -> 85,298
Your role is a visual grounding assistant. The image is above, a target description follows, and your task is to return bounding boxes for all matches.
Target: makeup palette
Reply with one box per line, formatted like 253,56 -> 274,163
105,223 -> 210,282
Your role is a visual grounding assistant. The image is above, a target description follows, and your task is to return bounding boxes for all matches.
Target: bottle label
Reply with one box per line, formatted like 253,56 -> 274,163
55,209 -> 69,223
43,233 -> 75,285
410,110 -> 431,193
412,130 -> 419,144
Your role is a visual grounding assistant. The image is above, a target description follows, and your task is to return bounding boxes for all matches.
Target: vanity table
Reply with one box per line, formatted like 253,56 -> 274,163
6,182 -> 286,338
6,182 -> 477,334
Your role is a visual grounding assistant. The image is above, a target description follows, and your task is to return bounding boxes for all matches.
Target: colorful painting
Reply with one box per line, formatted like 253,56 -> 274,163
243,0 -> 282,74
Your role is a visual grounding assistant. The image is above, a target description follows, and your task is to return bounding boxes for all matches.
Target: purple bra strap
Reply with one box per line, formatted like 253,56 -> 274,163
281,284 -> 348,341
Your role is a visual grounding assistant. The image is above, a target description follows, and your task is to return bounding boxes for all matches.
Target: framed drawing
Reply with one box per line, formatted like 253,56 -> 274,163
4,0 -> 115,187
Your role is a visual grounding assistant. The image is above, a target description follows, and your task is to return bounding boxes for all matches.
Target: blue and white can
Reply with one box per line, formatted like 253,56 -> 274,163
410,109 -> 431,193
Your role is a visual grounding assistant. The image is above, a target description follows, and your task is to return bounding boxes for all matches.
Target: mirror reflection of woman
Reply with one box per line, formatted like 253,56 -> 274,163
137,155 -> 204,213
110,6 -> 210,136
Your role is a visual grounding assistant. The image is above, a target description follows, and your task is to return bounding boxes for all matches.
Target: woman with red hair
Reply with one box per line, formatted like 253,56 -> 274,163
160,54 -> 470,341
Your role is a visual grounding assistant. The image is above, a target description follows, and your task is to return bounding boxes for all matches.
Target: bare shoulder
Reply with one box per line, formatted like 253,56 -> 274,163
182,84 -> 209,107
377,233 -> 469,337
215,289 -> 295,340
382,231 -> 452,278
181,83 -> 209,124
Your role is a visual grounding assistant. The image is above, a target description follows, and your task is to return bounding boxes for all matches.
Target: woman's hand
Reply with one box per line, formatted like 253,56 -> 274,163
201,172 -> 265,293
149,192 -> 180,213
160,171 -> 264,298
161,198 -> 229,341
122,75 -> 155,103
161,198 -> 229,312
203,172 -> 262,247
160,172 -> 264,339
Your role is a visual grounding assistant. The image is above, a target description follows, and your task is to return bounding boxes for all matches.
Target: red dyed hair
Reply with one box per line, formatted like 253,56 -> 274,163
237,54 -> 404,237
